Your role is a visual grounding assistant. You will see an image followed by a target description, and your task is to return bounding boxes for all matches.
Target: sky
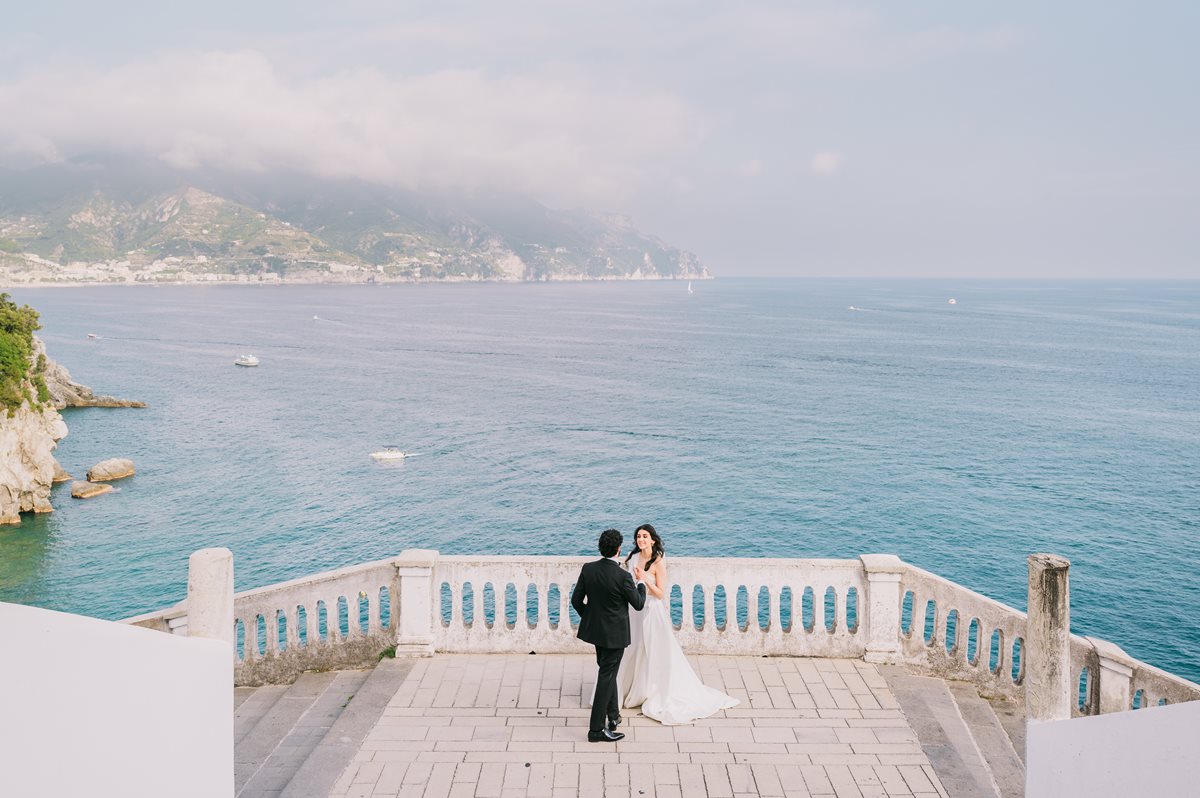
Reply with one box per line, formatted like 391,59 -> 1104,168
1,1 -> 1197,277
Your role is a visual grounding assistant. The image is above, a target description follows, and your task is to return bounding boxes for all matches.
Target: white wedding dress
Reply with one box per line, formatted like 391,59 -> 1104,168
615,557 -> 739,725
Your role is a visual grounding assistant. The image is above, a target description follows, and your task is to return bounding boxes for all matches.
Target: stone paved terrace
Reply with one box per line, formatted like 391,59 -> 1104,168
325,654 -> 952,798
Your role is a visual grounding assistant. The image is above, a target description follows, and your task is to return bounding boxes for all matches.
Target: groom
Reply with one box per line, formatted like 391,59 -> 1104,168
571,528 -> 647,742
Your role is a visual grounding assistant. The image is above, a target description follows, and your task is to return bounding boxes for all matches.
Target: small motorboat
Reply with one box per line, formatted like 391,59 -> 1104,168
370,447 -> 409,461
948,298 -> 957,305
234,354 -> 259,367
86,333 -> 99,339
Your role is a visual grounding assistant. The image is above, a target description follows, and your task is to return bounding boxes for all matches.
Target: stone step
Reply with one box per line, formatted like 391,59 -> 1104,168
879,666 -> 1000,798
238,669 -> 371,798
235,684 -> 290,745
281,658 -> 416,798
234,686 -> 258,711
235,672 -> 338,795
947,682 -> 1026,798
986,695 -> 1027,766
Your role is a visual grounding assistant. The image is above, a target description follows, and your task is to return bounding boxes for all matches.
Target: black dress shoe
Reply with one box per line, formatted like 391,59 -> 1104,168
607,715 -> 622,732
587,728 -> 625,743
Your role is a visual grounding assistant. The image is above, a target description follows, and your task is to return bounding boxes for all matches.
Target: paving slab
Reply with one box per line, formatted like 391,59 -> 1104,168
327,655 -> 947,798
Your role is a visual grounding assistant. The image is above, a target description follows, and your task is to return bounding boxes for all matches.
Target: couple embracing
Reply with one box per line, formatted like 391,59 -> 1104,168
571,524 -> 738,742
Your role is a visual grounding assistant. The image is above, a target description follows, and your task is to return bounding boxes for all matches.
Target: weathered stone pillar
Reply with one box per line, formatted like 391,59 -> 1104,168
394,549 -> 439,656
1026,553 -> 1071,722
860,554 -> 905,664
1086,636 -> 1136,714
187,547 -> 235,651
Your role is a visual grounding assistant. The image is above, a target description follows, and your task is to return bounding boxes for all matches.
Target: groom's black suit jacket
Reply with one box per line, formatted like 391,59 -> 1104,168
571,558 -> 647,648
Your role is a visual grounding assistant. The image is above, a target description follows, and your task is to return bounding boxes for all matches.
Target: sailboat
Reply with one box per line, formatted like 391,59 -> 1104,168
687,281 -> 694,295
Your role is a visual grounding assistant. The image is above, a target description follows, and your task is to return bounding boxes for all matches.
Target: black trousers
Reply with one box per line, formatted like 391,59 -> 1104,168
591,645 -> 624,733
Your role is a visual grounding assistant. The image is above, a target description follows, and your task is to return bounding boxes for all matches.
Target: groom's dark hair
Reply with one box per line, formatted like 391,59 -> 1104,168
598,528 -> 622,558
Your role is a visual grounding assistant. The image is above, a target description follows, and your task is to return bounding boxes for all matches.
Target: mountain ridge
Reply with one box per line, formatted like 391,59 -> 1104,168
0,161 -> 710,285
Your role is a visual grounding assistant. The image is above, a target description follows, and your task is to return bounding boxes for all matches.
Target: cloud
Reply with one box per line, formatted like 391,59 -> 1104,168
0,49 -> 706,206
809,151 -> 841,175
687,8 -> 1018,70
737,159 -> 763,177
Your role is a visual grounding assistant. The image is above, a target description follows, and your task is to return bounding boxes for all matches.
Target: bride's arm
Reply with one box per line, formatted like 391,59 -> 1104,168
645,560 -> 666,599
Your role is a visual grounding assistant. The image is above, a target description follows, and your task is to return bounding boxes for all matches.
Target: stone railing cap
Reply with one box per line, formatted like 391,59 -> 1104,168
1028,553 -> 1071,570
395,549 -> 440,568
189,547 -> 233,563
1085,636 -> 1137,667
859,554 -> 905,573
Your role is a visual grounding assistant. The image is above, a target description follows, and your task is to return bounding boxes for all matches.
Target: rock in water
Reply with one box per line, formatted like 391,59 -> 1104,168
52,460 -> 72,483
71,481 -> 114,499
87,458 -> 136,481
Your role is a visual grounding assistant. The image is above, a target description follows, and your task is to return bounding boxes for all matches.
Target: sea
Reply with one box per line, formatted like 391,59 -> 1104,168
0,279 -> 1196,683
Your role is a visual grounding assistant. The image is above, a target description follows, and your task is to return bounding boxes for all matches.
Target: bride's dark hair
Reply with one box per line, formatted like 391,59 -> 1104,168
624,523 -> 664,571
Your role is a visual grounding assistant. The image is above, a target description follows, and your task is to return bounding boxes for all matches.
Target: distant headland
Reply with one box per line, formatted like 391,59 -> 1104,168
0,160 -> 711,287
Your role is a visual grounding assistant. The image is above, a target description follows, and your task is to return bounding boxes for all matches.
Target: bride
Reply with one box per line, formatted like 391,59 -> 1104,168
615,524 -> 739,725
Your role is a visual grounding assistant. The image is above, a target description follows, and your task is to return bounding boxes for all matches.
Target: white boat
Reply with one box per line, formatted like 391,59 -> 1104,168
370,447 -> 408,461
948,298 -> 957,305
86,333 -> 99,339
687,281 -> 694,295
234,354 -> 259,367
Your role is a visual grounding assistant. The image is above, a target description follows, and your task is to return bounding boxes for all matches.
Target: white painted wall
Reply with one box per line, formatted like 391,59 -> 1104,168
1027,699 -> 1200,797
0,601 -> 232,797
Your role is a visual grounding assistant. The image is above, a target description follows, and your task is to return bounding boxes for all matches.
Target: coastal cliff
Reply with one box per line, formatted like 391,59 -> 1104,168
0,397 -> 67,524
0,294 -> 141,523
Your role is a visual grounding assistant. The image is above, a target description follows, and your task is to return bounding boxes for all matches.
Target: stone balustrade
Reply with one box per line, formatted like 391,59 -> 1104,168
123,550 -> 1200,715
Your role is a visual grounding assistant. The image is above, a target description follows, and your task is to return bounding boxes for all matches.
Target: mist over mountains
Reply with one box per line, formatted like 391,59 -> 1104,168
0,157 -> 708,284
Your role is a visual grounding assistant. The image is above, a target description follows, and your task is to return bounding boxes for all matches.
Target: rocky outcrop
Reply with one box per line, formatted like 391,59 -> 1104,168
71,481 -> 113,499
0,399 -> 68,524
35,338 -> 146,409
87,458 -> 135,481
0,337 -> 138,523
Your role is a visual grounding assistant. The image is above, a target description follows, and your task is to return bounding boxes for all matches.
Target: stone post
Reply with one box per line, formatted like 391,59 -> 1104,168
187,547 -> 235,652
1026,553 -> 1071,722
394,549 -> 439,656
1085,636 -> 1136,714
860,554 -> 906,664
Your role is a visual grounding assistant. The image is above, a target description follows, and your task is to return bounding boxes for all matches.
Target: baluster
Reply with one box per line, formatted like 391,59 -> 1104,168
328,596 -> 341,642
299,603 -> 312,646
264,609 -> 278,654
770,582 -> 784,638
561,578 -> 572,630
515,580 -> 527,630
286,606 -> 300,650
346,594 -> 360,640
369,587 -> 382,635
750,584 -> 761,635
237,616 -> 251,662
536,582 -> 550,632
680,582 -> 693,633
451,580 -> 464,630
705,583 -> 717,635
813,587 -> 824,634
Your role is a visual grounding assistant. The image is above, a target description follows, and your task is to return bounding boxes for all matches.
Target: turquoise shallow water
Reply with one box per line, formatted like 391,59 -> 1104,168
0,280 -> 1197,682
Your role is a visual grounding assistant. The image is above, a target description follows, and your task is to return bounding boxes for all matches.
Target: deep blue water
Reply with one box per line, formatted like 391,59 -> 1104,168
0,280 -> 1196,682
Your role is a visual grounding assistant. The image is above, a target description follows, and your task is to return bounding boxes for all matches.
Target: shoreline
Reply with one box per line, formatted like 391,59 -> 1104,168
0,274 -> 715,290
